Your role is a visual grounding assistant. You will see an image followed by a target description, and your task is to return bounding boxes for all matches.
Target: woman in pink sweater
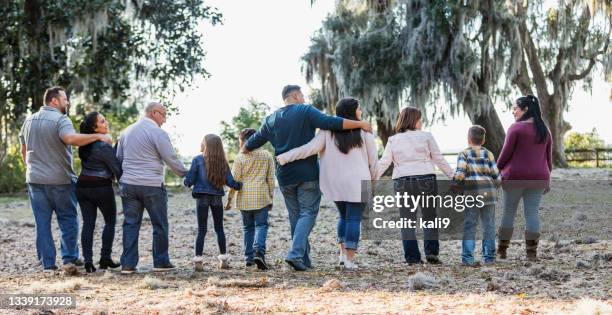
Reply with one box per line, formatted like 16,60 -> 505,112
277,98 -> 377,270
376,106 -> 454,265
497,95 -> 552,261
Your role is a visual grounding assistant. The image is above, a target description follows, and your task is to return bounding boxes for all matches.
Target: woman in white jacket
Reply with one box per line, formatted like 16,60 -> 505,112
277,97 -> 377,270
376,106 -> 453,265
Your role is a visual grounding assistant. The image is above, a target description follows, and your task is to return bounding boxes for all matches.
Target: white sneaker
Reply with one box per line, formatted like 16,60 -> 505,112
344,260 -> 359,271
218,254 -> 230,269
338,252 -> 346,266
193,256 -> 204,272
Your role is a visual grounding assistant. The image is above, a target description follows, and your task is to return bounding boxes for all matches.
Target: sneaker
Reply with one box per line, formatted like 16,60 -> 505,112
193,256 -> 204,272
121,266 -> 136,274
43,265 -> 58,273
99,259 -> 121,270
425,255 -> 442,265
217,254 -> 230,269
285,259 -> 308,271
71,258 -> 84,267
344,260 -> 359,271
84,262 -> 97,273
338,253 -> 346,266
246,261 -> 255,267
482,260 -> 496,266
253,251 -> 269,270
153,263 -> 176,272
406,260 -> 423,266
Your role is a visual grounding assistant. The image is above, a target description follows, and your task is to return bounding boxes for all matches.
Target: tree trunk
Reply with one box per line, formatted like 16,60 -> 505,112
466,104 -> 506,158
541,94 -> 570,167
376,118 -> 394,147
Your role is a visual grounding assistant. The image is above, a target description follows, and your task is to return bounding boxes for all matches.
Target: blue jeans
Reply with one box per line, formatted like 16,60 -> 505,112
395,174 -> 440,263
195,194 -> 225,256
279,180 -> 321,266
27,183 -> 80,268
461,204 -> 496,264
334,201 -> 365,250
501,188 -> 544,233
240,206 -> 270,262
119,184 -> 170,268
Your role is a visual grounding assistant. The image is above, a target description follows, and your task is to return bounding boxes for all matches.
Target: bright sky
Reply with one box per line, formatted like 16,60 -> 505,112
165,0 -> 612,157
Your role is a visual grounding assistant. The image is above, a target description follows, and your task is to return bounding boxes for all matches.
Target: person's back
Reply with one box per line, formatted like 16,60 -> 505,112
246,104 -> 343,186
20,106 -> 76,185
118,117 -> 171,186
497,121 -> 552,181
231,148 -> 275,210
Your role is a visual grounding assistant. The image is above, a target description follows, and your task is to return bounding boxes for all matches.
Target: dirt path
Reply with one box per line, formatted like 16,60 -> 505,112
0,169 -> 610,314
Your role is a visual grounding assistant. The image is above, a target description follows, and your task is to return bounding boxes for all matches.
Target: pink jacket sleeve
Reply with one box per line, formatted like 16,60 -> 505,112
276,131 -> 326,165
427,133 -> 453,178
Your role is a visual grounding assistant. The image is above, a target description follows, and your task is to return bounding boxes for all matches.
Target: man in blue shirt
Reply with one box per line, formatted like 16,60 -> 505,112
244,85 -> 371,271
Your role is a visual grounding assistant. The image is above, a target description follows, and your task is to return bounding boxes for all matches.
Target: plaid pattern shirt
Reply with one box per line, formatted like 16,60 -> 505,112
227,148 -> 275,211
452,146 -> 501,205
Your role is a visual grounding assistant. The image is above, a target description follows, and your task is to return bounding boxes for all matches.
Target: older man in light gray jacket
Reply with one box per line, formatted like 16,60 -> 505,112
116,102 -> 187,274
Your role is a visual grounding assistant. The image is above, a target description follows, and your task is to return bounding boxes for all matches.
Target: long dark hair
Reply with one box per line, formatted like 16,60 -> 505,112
332,97 -> 363,154
202,134 -> 230,189
516,95 -> 549,144
78,112 -> 100,161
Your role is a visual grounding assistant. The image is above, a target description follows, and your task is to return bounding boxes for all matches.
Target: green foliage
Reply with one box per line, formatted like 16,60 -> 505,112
220,99 -> 273,160
0,147 -> 26,193
565,128 -> 605,151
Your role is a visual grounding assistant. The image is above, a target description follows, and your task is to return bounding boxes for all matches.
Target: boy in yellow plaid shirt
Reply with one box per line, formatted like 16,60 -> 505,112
225,128 -> 275,270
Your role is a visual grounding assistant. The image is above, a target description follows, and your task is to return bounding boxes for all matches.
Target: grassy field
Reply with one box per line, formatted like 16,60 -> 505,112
0,169 -> 610,314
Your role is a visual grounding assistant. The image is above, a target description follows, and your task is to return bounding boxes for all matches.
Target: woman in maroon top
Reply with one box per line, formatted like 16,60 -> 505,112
497,95 -> 552,261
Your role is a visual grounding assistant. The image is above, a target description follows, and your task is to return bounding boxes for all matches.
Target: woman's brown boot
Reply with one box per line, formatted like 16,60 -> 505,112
497,227 -> 513,259
525,230 -> 540,261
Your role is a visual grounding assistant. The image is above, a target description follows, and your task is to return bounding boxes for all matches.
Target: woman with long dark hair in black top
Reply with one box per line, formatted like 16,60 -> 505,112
77,112 -> 122,272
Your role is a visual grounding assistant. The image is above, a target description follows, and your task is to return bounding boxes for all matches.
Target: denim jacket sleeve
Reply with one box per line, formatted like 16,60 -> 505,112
99,143 -> 123,180
225,169 -> 242,190
184,157 -> 198,188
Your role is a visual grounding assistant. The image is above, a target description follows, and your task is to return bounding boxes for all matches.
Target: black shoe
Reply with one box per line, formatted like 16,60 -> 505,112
84,262 -> 97,273
72,258 -> 84,267
121,266 -> 136,274
285,259 -> 307,271
426,255 -> 442,265
153,262 -> 176,272
43,265 -> 58,273
406,260 -> 423,266
253,251 -> 269,270
246,261 -> 255,267
99,259 -> 121,270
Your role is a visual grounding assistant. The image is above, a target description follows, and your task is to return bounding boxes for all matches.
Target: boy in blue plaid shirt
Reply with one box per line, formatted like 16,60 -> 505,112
452,125 -> 501,266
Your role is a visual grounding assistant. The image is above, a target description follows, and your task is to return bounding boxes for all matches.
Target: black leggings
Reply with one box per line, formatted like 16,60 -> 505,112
76,185 -> 117,263
195,194 -> 226,256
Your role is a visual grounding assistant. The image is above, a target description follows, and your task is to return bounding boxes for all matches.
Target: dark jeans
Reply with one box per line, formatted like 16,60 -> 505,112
76,185 -> 117,263
240,205 -> 270,262
27,183 -> 79,268
395,174 -> 439,263
195,194 -> 226,256
334,201 -> 365,250
119,183 -> 169,268
279,180 -> 321,267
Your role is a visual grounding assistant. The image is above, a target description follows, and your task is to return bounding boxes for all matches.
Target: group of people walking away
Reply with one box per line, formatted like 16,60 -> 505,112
19,84 -> 551,274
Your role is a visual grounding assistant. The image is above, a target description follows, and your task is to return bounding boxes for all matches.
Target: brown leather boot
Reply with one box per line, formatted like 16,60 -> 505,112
525,230 -> 540,261
497,227 -> 513,259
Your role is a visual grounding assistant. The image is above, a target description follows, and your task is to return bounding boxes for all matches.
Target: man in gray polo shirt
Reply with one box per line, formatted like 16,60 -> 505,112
116,102 -> 188,273
19,86 -> 111,273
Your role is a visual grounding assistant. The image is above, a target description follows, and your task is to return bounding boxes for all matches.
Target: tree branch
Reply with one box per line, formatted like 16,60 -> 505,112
568,57 -> 596,81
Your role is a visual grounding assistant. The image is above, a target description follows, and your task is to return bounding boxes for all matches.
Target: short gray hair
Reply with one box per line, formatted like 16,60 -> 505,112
145,101 -> 163,114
